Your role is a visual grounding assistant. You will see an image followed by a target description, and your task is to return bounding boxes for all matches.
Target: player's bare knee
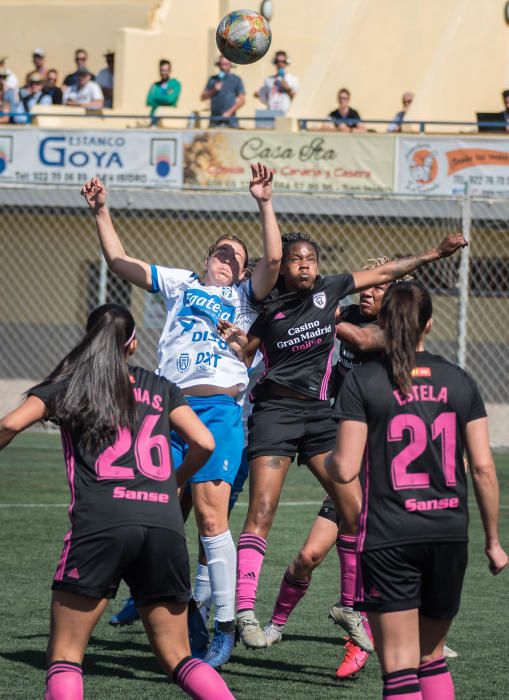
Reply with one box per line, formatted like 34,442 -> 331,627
296,547 -> 324,575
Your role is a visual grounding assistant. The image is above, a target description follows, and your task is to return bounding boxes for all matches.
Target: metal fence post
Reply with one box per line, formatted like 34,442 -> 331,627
457,194 -> 471,368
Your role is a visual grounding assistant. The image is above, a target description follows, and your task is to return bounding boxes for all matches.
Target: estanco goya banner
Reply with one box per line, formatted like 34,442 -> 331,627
0,129 -> 183,187
397,136 -> 509,196
183,131 -> 395,193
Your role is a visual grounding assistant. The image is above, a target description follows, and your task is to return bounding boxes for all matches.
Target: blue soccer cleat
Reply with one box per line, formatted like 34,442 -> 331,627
203,621 -> 236,668
188,600 -> 210,658
109,597 -> 140,626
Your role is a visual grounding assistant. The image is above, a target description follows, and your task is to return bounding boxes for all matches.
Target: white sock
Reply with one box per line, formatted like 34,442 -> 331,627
200,529 -> 236,623
194,562 -> 212,620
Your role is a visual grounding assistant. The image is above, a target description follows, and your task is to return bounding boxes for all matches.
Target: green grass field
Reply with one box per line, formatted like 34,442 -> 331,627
0,433 -> 507,699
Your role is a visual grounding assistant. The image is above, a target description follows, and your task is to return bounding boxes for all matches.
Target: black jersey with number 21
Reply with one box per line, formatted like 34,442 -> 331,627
336,351 -> 486,551
29,365 -> 188,537
250,273 -> 355,401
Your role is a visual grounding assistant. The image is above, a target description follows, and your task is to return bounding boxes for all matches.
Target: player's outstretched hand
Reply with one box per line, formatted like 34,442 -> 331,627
436,233 -> 468,258
81,177 -> 107,212
249,162 -> 274,204
217,320 -> 249,354
486,542 -> 509,575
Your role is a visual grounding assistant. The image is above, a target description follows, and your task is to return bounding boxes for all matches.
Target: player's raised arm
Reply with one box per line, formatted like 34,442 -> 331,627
0,396 -> 47,450
248,163 -> 282,300
465,417 -> 509,576
336,322 -> 384,353
81,177 -> 152,291
351,233 -> 467,292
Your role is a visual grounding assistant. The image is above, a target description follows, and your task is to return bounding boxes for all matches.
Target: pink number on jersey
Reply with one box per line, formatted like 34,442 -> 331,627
431,412 -> 457,486
95,427 -> 135,480
388,414 -> 429,490
134,414 -> 171,481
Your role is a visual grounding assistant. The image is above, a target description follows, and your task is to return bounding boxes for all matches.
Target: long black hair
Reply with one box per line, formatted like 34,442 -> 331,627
379,281 -> 433,396
29,304 -> 137,452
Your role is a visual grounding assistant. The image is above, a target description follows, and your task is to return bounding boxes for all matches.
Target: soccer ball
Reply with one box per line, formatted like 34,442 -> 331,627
216,9 -> 272,65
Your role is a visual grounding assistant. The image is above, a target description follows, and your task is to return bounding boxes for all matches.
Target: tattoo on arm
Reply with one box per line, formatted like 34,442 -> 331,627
392,253 -> 428,279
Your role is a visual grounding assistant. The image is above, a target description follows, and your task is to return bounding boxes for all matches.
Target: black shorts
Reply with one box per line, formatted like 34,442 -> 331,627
248,395 -> 338,464
317,495 -> 340,525
52,525 -> 191,607
355,541 -> 468,619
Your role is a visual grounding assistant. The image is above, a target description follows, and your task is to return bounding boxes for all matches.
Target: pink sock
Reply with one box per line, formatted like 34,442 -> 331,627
45,661 -> 83,700
337,534 -> 357,607
236,533 -> 267,613
271,568 -> 310,627
383,668 -> 422,699
418,657 -> 454,699
173,657 -> 234,699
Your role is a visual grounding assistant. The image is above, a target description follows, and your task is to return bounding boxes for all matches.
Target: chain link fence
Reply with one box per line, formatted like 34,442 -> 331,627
1,185 -> 508,427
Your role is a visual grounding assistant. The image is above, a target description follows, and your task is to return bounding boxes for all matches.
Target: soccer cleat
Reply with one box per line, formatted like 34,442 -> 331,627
443,644 -> 458,658
203,621 -> 236,668
263,622 -> 283,647
109,597 -> 140,626
328,603 -> 374,653
236,610 -> 267,649
335,639 -> 371,679
188,600 -> 210,658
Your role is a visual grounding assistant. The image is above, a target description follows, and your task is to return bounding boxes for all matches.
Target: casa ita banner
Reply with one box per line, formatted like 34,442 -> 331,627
0,129 -> 183,187
397,137 -> 509,196
183,131 -> 395,193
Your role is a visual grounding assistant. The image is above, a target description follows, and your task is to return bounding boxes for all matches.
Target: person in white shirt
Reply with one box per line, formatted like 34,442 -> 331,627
0,57 -> 19,91
96,50 -> 114,108
254,50 -> 299,115
63,67 -> 103,110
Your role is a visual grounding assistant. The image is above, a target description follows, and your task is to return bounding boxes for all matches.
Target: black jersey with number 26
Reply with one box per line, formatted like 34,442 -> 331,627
29,366 -> 188,537
336,351 -> 486,551
250,273 -> 355,401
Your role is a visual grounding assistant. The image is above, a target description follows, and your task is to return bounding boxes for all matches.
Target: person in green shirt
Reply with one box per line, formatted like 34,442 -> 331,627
146,59 -> 181,123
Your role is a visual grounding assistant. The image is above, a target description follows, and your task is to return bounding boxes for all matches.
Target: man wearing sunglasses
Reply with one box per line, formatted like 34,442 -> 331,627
254,50 -> 299,116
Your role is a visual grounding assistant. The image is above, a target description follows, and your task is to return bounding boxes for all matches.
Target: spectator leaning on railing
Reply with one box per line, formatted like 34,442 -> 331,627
13,72 -> 52,124
327,88 -> 366,132
63,67 -> 103,110
387,91 -> 414,132
498,90 -> 509,132
201,55 -> 245,128
96,50 -> 115,108
146,59 -> 181,123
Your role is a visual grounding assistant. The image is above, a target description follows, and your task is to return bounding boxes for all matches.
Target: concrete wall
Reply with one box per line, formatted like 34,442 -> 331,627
2,0 -> 509,126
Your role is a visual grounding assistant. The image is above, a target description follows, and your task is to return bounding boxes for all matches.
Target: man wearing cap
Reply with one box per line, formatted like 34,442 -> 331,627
0,64 -> 18,120
63,67 -> 103,110
96,51 -> 114,108
25,49 -> 47,84
64,49 -> 95,89
201,56 -> 245,127
12,72 -> 52,124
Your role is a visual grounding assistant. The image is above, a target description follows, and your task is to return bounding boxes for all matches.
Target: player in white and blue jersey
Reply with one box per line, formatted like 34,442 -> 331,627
81,163 -> 282,667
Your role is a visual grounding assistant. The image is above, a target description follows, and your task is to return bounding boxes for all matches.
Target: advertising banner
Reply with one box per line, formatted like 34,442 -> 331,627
397,137 -> 509,196
0,129 -> 183,187
183,131 -> 395,193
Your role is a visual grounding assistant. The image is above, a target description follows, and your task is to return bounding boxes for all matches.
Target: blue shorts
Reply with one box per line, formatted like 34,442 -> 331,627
172,395 -> 244,485
229,446 -> 249,510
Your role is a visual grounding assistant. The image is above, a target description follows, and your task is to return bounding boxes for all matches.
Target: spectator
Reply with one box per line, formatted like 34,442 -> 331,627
64,49 -> 95,89
328,88 -> 366,132
63,67 -> 103,110
146,59 -> 181,123
254,50 -> 299,115
201,56 -> 245,127
499,89 -> 509,132
0,67 -> 18,119
0,57 -> 19,91
25,49 -> 47,84
96,50 -> 114,108
387,91 -> 414,132
13,72 -> 52,124
43,69 -> 63,105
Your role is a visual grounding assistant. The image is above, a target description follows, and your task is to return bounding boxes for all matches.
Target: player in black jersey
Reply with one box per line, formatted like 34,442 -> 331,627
328,281 -> 508,700
262,259 -> 396,677
218,231 -> 467,649
0,305 -> 235,700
